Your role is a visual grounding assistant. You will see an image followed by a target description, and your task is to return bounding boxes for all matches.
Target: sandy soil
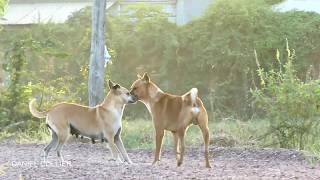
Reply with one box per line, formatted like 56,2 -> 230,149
0,140 -> 319,180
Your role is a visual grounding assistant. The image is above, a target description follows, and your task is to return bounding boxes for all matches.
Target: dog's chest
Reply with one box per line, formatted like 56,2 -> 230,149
144,102 -> 152,113
108,108 -> 122,134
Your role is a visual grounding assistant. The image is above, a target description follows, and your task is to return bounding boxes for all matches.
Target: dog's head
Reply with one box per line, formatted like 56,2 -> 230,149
129,73 -> 152,101
108,80 -> 137,104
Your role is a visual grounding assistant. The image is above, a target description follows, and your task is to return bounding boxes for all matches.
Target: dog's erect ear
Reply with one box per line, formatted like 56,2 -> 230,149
108,80 -> 114,89
142,72 -> 150,83
113,84 -> 120,90
108,80 -> 120,90
137,74 -> 142,79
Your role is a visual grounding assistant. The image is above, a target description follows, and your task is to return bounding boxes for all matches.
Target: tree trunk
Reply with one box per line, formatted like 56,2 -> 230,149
88,0 -> 107,107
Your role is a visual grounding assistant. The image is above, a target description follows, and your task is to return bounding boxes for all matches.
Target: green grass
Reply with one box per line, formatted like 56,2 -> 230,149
121,118 -> 211,149
121,118 -> 272,149
0,117 -> 319,161
0,118 -> 270,148
0,119 -> 50,144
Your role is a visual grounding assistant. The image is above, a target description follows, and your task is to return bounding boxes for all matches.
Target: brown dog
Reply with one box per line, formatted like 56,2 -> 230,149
130,73 -> 211,168
29,80 -> 137,163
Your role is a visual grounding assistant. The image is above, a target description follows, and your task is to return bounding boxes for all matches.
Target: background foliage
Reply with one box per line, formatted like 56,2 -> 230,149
0,0 -> 7,16
0,0 -> 319,152
253,41 -> 320,150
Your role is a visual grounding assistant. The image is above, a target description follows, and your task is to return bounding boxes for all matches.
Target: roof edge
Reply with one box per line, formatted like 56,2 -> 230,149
10,0 -> 92,4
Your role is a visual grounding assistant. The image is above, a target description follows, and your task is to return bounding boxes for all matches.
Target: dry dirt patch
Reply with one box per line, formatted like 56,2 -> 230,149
0,140 -> 319,179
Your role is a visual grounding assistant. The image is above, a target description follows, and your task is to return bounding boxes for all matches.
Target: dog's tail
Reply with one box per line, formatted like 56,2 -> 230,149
29,99 -> 47,118
185,88 -> 200,117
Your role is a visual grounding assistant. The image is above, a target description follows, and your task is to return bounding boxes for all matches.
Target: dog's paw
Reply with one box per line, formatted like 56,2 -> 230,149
152,160 -> 161,166
125,159 -> 133,164
110,157 -> 123,164
124,160 -> 135,165
117,158 -> 123,163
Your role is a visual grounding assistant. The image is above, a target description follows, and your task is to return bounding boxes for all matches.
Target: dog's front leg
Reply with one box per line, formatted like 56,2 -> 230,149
153,129 -> 164,165
172,132 -> 180,161
104,131 -> 122,163
114,135 -> 132,164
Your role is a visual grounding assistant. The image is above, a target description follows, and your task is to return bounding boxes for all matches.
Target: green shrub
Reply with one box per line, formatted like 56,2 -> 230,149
0,26 -> 88,130
264,0 -> 285,5
0,0 -> 7,16
252,40 -> 320,150
177,0 -> 320,117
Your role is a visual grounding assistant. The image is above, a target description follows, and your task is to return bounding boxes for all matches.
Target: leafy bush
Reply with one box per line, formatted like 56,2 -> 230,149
0,25 -> 88,130
0,0 -> 7,16
264,0 -> 285,5
177,0 -> 320,117
252,41 -> 320,150
107,4 -> 178,85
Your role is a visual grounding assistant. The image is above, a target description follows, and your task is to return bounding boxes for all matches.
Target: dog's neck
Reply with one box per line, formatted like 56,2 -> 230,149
101,93 -> 125,113
140,82 -> 164,113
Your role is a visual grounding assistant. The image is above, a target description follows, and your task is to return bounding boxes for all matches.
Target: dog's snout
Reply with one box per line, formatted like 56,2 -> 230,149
131,94 -> 138,101
130,91 -> 136,97
127,92 -> 138,104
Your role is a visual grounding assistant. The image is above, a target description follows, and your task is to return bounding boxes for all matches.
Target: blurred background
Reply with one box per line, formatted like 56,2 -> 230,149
0,0 -> 319,155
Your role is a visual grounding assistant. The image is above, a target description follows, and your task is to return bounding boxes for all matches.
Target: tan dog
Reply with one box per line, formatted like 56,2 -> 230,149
130,73 -> 211,168
29,80 -> 137,163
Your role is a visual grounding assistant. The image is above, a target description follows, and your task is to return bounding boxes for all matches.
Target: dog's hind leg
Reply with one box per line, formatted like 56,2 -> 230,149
55,130 -> 69,162
43,129 -> 58,162
56,141 -> 66,162
198,111 -> 211,168
177,130 -> 186,167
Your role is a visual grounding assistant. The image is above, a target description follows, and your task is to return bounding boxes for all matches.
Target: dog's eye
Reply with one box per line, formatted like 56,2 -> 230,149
126,92 -> 130,96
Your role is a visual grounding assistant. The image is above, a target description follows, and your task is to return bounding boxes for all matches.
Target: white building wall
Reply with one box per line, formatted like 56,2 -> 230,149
275,0 -> 320,13
176,0 -> 214,25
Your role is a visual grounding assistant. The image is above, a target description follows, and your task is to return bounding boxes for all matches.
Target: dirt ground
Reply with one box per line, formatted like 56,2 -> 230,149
0,139 -> 319,180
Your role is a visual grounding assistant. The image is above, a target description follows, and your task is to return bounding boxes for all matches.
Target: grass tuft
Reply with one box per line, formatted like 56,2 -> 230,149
0,117 -> 319,160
